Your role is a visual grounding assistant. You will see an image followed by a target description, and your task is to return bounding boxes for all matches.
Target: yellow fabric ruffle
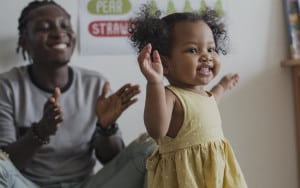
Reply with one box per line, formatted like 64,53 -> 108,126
146,86 -> 247,188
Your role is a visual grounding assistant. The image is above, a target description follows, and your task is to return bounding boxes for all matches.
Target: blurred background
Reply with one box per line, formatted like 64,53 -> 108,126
0,0 -> 297,187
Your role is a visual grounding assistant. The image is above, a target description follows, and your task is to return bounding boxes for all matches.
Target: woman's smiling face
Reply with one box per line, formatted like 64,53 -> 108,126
21,4 -> 76,68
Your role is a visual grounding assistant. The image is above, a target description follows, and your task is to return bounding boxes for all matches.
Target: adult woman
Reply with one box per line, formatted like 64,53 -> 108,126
0,1 -> 155,187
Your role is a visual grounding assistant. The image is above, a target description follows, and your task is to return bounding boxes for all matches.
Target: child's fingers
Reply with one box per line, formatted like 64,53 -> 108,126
137,43 -> 152,63
137,53 -> 149,67
152,50 -> 161,64
232,73 -> 239,79
142,43 -> 152,54
231,74 -> 240,87
232,74 -> 240,85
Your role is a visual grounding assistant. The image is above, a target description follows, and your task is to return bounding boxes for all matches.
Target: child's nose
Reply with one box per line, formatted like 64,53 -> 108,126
199,53 -> 212,62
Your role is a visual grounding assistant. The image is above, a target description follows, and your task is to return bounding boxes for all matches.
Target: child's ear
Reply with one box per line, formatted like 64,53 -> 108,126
160,56 -> 170,75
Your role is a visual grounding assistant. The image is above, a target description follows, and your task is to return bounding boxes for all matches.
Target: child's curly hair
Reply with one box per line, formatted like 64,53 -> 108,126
128,4 -> 229,57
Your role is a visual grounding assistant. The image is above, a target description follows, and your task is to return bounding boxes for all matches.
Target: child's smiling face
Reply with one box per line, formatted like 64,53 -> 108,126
164,20 -> 220,89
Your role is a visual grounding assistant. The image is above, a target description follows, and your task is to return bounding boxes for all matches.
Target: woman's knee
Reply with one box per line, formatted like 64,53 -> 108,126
130,134 -> 157,172
0,150 -> 12,186
131,133 -> 157,156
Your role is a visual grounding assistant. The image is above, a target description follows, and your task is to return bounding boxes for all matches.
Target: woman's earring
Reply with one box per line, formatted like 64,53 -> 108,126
22,49 -> 27,61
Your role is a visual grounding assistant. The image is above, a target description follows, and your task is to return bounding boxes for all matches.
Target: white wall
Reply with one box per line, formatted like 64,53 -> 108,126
0,0 -> 298,187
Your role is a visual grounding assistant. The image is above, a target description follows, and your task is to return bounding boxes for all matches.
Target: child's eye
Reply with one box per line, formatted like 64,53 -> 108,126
187,48 -> 198,54
208,47 -> 216,53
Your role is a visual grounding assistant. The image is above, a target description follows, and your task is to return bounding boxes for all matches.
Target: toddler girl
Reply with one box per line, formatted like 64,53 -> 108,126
128,5 -> 247,188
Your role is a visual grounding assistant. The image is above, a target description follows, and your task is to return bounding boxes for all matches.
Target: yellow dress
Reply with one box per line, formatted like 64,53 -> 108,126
147,86 -> 247,188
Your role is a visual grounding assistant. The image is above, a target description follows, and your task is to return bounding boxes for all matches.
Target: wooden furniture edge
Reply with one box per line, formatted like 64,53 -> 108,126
281,59 -> 300,67
282,61 -> 300,180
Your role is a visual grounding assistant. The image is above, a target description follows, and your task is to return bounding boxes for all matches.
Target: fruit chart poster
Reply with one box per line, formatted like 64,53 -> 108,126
78,0 -> 228,55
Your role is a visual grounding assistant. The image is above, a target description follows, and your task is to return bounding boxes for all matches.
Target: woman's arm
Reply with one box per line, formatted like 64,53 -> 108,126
94,81 -> 140,163
93,130 -> 124,164
2,88 -> 63,169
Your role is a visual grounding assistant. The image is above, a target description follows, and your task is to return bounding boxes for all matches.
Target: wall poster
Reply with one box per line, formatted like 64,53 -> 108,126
79,0 -> 228,55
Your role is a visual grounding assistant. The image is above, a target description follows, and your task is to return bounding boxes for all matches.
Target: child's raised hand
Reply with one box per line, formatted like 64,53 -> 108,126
137,43 -> 164,84
219,73 -> 240,91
